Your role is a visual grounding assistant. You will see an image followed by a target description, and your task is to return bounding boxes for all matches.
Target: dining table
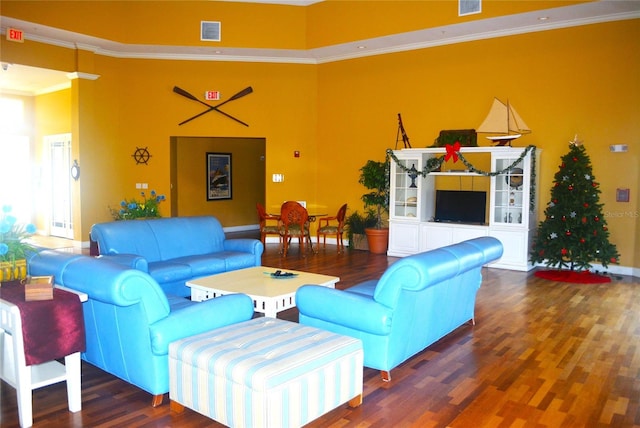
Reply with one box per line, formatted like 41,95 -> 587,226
269,210 -> 327,254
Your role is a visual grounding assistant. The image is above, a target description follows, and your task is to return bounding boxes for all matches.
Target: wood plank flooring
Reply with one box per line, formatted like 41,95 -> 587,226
2,240 -> 639,427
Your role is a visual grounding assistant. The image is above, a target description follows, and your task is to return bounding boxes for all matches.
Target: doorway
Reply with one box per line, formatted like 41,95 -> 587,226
170,136 -> 266,228
0,97 -> 31,223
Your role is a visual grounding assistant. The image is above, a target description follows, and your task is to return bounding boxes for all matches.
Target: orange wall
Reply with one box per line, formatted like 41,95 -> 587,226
315,20 -> 639,267
1,2 -> 638,268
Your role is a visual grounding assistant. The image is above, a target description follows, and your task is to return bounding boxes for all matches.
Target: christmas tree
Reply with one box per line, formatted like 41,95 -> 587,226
530,137 -> 619,271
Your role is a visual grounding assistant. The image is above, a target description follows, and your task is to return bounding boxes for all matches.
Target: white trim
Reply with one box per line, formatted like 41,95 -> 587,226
66,72 -> 101,81
0,2 -> 638,64
223,224 -> 260,233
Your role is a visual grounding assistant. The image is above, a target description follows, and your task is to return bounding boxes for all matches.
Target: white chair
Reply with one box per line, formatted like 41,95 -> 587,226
0,288 -> 84,427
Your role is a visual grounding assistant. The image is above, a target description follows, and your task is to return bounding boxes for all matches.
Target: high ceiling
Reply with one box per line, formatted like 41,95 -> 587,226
1,0 -> 638,96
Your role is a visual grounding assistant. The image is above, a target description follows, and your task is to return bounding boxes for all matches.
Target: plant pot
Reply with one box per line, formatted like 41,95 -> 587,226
0,259 -> 28,282
350,233 -> 369,251
365,228 -> 389,254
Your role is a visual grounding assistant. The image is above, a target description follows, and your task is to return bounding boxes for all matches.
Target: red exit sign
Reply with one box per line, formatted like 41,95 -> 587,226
205,91 -> 220,101
7,28 -> 24,43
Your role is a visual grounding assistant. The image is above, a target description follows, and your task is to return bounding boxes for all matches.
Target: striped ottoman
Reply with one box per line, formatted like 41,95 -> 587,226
169,317 -> 363,428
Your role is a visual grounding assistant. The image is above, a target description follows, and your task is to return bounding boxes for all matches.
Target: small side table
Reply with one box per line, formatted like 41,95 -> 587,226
0,283 -> 87,427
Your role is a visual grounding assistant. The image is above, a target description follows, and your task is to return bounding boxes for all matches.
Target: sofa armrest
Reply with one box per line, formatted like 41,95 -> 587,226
296,285 -> 393,336
224,238 -> 264,257
149,293 -> 254,355
98,254 -> 148,272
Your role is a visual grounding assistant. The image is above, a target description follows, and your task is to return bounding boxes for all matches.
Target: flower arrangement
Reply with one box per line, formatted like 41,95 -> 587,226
0,205 -> 36,264
111,190 -> 166,220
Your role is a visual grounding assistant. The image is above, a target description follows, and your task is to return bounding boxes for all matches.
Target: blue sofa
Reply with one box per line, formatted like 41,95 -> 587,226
90,216 -> 263,297
28,250 -> 255,406
296,237 -> 503,381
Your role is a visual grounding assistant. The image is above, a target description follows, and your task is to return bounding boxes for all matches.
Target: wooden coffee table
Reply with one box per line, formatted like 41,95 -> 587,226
186,266 -> 339,318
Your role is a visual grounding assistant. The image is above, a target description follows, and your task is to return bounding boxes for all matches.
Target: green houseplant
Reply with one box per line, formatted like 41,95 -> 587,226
345,209 -> 377,250
358,158 -> 390,254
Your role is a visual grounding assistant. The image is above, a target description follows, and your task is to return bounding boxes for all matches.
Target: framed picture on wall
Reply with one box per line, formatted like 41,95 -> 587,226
206,152 -> 232,200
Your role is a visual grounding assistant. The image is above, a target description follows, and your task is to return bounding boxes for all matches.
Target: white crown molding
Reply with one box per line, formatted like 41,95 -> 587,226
67,72 -> 101,81
1,2 -> 638,65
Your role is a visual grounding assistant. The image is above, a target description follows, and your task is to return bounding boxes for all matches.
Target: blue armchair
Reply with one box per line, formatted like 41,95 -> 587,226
296,237 -> 503,381
28,250 -> 255,406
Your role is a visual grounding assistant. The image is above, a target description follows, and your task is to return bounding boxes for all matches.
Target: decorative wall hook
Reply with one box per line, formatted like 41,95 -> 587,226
70,160 -> 80,180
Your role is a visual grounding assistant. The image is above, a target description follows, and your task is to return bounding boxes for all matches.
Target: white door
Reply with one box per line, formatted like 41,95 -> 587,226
46,134 -> 73,238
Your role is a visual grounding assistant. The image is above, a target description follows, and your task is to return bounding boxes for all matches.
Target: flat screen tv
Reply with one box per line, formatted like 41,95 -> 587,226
434,190 -> 487,225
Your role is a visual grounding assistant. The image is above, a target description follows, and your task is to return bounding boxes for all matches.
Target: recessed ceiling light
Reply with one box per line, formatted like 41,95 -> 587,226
538,16 -> 550,21
357,45 -> 366,49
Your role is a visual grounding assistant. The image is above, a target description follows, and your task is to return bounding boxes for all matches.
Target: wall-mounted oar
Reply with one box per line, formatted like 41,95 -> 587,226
173,86 -> 253,126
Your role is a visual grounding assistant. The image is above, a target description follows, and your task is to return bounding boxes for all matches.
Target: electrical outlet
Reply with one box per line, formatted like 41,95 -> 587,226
136,183 -> 142,189
142,183 -> 148,189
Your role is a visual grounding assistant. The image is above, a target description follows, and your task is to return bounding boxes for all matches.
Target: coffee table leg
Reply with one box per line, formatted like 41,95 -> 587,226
261,297 -> 277,318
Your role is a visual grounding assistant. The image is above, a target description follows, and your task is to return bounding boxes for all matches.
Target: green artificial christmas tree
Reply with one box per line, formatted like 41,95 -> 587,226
530,137 -> 619,271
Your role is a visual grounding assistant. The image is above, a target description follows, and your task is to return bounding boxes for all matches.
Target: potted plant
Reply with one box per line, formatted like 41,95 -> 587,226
110,190 -> 166,220
345,209 -> 377,250
0,205 -> 36,282
359,158 -> 390,254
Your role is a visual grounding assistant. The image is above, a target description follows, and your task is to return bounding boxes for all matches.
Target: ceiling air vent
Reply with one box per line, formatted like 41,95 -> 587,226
459,0 -> 481,16
201,21 -> 221,42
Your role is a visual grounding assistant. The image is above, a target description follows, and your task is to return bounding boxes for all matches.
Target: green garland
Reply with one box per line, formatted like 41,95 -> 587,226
386,145 -> 538,211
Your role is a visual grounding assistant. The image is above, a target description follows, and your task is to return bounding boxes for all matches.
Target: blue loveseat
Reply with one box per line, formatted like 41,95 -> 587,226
296,237 -> 503,381
90,216 -> 263,297
28,250 -> 255,406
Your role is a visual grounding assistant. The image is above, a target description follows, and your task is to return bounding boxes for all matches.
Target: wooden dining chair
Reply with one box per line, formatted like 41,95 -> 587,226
256,203 -> 281,246
317,203 -> 348,253
279,201 -> 309,257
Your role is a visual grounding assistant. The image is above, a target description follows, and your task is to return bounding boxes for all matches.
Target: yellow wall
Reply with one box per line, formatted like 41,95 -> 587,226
316,20 -> 639,267
1,1 -> 638,268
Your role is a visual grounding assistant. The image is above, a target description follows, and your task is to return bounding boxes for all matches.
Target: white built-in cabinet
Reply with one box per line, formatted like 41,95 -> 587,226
388,146 -> 540,271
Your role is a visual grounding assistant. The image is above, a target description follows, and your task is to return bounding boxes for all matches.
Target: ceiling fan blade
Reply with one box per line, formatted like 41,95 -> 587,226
179,107 -> 249,127
177,86 -> 252,126
211,86 -> 253,110
173,86 -> 211,108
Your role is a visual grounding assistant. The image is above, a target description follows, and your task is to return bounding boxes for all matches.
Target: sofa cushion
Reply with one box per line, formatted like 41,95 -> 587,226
172,254 -> 226,276
346,280 -> 377,298
92,220 -> 162,261
147,216 -> 225,260
148,261 -> 192,284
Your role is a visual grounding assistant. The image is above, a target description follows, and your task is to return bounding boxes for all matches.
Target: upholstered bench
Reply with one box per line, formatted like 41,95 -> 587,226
169,317 -> 363,428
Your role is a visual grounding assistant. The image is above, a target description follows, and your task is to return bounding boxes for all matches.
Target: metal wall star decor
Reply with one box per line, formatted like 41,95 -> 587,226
569,134 -> 583,146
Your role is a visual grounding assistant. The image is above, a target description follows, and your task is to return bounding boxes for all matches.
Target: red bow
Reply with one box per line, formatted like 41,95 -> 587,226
445,141 -> 461,163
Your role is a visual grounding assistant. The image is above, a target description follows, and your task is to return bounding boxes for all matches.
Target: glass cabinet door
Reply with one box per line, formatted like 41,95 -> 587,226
493,157 -> 525,225
392,158 -> 420,219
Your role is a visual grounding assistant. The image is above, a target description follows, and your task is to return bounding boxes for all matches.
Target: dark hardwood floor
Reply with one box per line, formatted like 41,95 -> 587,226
2,239 -> 639,427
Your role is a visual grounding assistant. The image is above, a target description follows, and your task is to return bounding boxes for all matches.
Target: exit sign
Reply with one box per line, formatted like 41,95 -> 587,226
205,91 -> 220,101
7,28 -> 24,43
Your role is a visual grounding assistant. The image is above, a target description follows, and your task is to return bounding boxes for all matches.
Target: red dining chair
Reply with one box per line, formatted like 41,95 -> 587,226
279,201 -> 309,256
317,204 -> 348,253
256,203 -> 280,246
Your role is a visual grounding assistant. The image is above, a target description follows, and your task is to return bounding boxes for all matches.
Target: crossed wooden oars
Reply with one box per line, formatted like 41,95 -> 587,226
173,86 -> 253,126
